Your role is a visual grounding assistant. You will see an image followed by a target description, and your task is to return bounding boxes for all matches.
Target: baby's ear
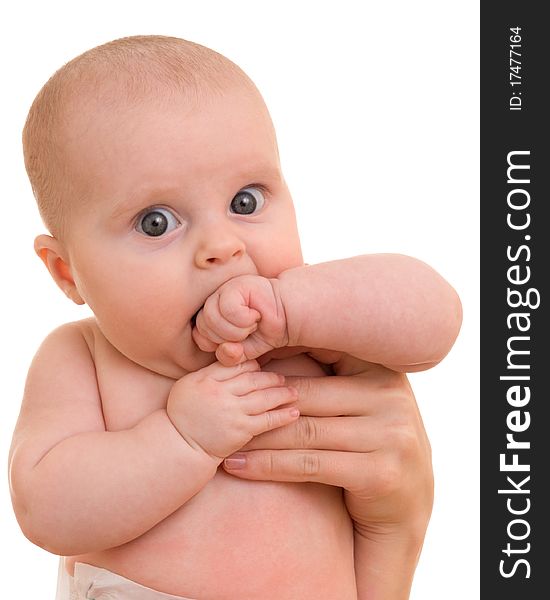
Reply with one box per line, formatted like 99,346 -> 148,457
34,234 -> 85,305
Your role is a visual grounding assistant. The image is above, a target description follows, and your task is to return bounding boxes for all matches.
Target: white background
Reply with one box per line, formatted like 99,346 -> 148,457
0,1 -> 479,598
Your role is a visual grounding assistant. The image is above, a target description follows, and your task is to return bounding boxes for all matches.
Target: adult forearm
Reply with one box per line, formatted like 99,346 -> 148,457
278,254 -> 462,370
10,409 -> 218,555
354,528 -> 424,600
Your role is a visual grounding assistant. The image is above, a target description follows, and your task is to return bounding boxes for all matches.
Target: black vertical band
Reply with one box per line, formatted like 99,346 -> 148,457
481,3 -> 549,597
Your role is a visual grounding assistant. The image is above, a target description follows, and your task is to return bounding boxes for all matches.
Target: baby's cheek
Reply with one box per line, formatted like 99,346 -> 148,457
256,246 -> 303,278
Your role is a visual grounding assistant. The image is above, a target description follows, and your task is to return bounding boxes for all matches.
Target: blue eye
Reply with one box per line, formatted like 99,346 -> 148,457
136,208 -> 180,237
230,187 -> 266,215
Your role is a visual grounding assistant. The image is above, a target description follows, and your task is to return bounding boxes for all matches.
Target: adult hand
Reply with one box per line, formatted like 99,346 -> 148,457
223,361 -> 434,599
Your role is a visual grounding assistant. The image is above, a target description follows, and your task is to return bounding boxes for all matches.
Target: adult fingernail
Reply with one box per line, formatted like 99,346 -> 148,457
224,453 -> 247,470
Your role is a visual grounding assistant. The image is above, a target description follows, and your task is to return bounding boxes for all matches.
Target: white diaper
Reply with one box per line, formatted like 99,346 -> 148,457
55,559 -> 195,600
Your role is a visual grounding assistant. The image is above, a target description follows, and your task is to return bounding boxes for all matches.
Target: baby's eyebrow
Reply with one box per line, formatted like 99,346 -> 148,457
233,164 -> 283,184
110,186 -> 183,219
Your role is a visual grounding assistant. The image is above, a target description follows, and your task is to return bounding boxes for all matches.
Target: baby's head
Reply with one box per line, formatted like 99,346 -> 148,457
24,35 -> 303,377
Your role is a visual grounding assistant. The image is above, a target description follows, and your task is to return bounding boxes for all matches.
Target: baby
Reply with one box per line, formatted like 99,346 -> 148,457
9,36 -> 461,599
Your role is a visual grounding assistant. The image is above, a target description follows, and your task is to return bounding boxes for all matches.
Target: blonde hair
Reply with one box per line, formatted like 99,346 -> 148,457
22,35 -> 254,238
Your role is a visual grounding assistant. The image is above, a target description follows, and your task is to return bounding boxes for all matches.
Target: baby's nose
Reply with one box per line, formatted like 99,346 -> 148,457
194,231 -> 246,268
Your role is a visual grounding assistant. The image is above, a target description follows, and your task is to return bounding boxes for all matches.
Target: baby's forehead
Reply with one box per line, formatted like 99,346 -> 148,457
60,78 -> 272,171
65,42 -> 255,109
60,60 -> 265,147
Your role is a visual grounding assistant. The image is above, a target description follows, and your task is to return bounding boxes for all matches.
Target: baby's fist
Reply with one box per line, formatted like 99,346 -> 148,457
193,275 -> 288,365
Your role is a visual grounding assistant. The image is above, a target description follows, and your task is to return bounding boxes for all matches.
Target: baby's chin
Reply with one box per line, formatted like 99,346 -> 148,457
156,345 -> 218,380
117,331 -> 217,380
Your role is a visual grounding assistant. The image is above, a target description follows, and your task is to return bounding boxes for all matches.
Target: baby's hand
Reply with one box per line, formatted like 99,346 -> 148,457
166,360 -> 299,461
192,275 -> 289,366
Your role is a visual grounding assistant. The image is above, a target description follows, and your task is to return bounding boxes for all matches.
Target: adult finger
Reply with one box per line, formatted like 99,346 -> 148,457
223,448 -> 386,493
240,416 -> 381,452
284,374 -> 401,417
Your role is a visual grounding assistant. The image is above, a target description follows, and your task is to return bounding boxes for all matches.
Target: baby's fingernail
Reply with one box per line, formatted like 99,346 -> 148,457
224,454 -> 247,470
289,407 -> 300,417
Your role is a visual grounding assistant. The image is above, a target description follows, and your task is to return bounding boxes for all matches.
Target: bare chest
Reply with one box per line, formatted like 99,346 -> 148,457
93,344 -> 326,431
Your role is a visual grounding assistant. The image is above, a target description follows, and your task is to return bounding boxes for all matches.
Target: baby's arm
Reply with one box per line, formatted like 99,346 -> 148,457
278,254 -> 462,371
194,254 -> 462,372
8,323 -> 298,556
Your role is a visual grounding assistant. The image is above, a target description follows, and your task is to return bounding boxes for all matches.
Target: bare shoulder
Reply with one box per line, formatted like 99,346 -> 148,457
9,318 -> 104,470
23,318 -> 100,403
32,317 -> 98,355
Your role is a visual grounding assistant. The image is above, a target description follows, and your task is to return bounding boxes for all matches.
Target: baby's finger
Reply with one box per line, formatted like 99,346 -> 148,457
207,359 -> 260,381
228,370 -> 286,395
200,295 -> 257,342
201,312 -> 258,344
194,307 -> 225,344
216,342 -> 246,366
243,385 -> 298,415
192,326 -> 218,352
219,287 -> 261,327
249,406 -> 301,436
